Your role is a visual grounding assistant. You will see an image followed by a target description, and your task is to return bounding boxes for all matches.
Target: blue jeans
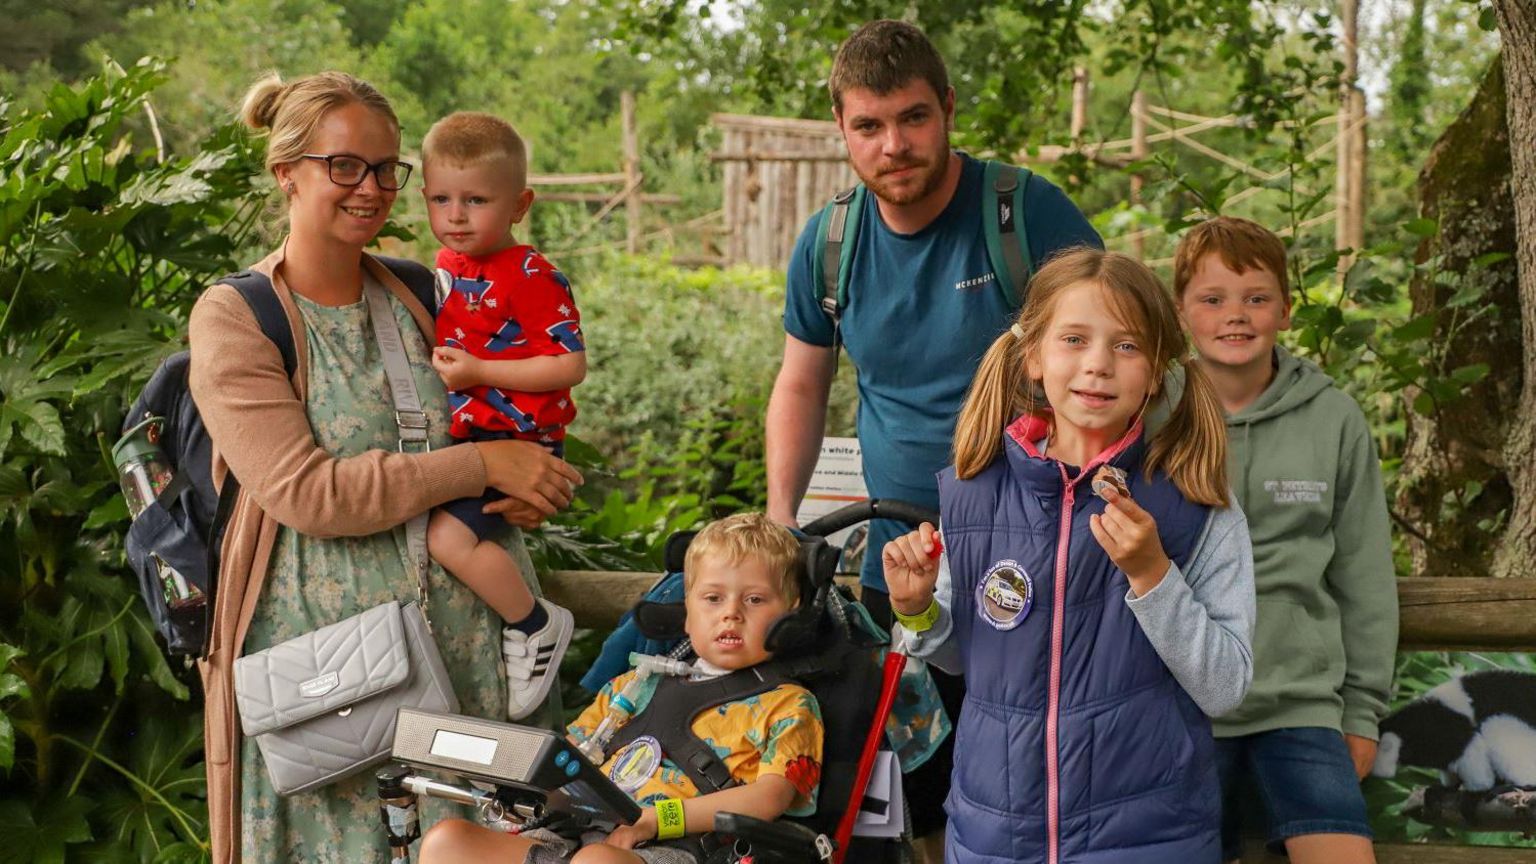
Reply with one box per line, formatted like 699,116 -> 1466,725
1215,727 -> 1373,860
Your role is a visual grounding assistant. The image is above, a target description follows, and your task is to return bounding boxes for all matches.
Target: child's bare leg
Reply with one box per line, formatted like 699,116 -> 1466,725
1283,834 -> 1375,864
429,509 -> 534,622
418,818 -> 540,863
429,507 -> 574,721
570,844 -> 647,864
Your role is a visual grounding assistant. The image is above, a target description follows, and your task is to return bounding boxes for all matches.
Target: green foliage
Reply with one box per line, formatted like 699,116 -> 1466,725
572,255 -> 782,460
1,59 -> 266,861
527,254 -> 859,572
85,0 -> 367,155
0,0 -> 155,77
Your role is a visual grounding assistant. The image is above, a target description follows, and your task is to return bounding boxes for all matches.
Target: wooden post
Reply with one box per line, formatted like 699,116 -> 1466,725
1070,67 -> 1090,145
1130,90 -> 1148,259
621,90 -> 641,255
1348,87 -> 1368,253
1336,0 -> 1360,262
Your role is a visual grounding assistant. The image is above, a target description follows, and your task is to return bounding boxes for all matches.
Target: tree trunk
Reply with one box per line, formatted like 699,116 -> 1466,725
1491,1 -> 1536,580
1395,59 -> 1519,579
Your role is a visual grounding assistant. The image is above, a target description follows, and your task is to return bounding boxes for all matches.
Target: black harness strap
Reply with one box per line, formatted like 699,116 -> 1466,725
605,655 -> 826,795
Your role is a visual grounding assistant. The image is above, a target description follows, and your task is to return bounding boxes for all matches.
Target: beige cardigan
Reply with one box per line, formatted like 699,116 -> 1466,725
189,245 -> 488,863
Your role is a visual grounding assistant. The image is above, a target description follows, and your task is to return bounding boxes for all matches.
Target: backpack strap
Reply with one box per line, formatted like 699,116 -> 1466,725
810,185 -> 866,346
220,271 -> 297,378
981,161 -> 1035,309
374,255 -> 439,317
814,165 -> 1032,342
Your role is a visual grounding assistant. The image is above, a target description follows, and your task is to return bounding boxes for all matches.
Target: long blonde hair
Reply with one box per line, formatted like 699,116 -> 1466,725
952,247 -> 1229,506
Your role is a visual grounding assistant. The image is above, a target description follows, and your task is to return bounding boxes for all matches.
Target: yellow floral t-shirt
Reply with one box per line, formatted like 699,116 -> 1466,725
568,670 -> 824,816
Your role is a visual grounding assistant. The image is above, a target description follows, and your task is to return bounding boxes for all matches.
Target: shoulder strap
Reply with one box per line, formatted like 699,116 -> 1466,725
811,185 -> 866,346
374,255 -> 439,317
981,161 -> 1035,310
606,665 -> 794,794
362,281 -> 434,622
220,271 -> 297,378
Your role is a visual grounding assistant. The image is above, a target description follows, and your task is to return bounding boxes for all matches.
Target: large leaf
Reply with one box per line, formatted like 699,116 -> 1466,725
0,797 -> 94,864
16,401 -> 67,456
125,613 -> 190,701
86,713 -> 206,861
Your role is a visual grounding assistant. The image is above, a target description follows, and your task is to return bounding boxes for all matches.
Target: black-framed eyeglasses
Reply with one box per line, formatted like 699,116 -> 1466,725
298,153 -> 413,191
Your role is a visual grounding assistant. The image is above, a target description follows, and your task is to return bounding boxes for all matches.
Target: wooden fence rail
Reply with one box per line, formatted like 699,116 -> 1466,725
545,573 -> 1536,652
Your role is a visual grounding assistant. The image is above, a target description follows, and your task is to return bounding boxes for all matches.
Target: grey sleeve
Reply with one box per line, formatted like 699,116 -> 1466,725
895,543 -> 963,676
1125,503 -> 1256,717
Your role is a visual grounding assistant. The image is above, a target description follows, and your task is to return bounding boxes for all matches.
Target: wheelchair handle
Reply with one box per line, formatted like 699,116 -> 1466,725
800,499 -> 938,538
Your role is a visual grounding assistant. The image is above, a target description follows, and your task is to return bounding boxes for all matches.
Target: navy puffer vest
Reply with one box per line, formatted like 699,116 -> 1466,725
939,417 -> 1220,864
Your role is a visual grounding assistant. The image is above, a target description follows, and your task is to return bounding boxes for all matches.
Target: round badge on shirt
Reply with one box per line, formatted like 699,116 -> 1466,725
976,559 -> 1034,631
606,735 -> 664,794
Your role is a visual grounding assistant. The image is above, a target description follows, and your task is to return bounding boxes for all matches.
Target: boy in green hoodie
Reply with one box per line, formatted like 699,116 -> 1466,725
1175,216 -> 1397,864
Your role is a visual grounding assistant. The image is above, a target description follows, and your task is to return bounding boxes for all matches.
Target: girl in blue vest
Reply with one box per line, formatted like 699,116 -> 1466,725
883,248 -> 1256,864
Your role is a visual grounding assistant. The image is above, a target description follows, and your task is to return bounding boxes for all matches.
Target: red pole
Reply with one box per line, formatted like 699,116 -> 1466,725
832,649 -> 906,863
831,533 -> 942,862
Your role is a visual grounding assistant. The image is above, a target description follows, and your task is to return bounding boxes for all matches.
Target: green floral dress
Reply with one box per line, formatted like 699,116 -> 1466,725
238,279 -> 545,859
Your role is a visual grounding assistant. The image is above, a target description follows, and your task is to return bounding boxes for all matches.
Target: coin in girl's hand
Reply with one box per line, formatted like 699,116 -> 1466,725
1091,465 -> 1130,501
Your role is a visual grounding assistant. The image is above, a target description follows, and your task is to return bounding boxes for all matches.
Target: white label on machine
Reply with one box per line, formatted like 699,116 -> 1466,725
796,437 -> 868,573
430,729 -> 499,766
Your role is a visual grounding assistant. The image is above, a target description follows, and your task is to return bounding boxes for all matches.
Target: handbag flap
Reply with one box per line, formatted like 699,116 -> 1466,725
234,601 -> 410,737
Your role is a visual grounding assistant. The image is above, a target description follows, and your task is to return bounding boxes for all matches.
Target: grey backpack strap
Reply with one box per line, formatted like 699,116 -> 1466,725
992,164 -> 1031,307
362,280 -> 433,624
820,187 -> 858,327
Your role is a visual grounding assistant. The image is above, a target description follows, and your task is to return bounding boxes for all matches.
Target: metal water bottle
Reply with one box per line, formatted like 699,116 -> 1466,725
112,416 -> 203,609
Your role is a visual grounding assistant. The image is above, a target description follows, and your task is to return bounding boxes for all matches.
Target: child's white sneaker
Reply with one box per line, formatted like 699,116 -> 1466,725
503,599 -> 574,721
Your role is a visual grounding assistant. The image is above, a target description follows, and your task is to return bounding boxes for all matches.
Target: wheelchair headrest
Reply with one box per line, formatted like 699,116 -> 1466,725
634,532 -> 840,657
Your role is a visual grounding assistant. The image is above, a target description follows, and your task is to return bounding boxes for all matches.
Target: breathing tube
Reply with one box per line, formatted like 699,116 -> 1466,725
575,652 -> 694,764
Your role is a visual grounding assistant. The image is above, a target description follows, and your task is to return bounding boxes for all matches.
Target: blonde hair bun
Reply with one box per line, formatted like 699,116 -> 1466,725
239,72 -> 286,132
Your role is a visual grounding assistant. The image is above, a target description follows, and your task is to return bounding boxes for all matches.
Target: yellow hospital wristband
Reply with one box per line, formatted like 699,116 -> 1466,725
893,599 -> 940,633
654,797 -> 686,840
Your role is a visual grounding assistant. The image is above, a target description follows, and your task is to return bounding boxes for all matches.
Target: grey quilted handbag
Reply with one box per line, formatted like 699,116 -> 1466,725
234,601 -> 458,795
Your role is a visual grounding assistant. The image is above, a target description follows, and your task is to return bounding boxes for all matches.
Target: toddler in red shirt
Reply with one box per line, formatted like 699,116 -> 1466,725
422,112 -> 583,720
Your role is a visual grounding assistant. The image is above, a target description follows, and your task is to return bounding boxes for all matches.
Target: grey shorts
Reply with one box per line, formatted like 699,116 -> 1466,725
520,827 -> 704,864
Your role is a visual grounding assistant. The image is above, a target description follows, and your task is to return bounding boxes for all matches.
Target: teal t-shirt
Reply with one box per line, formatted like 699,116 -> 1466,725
783,153 -> 1101,589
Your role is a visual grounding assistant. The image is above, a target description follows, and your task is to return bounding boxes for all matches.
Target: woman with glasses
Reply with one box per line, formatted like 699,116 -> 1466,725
187,70 -> 583,863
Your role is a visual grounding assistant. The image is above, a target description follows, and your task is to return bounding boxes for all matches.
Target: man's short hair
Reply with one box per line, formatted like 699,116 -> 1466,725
421,111 -> 528,187
1173,215 -> 1291,298
828,19 -> 950,113
683,512 -> 802,607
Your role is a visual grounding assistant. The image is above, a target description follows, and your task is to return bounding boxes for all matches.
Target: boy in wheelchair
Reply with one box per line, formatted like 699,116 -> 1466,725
418,513 -> 825,864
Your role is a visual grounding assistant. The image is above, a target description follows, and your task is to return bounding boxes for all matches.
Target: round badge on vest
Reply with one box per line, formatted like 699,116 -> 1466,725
606,735 -> 664,794
976,559 -> 1034,631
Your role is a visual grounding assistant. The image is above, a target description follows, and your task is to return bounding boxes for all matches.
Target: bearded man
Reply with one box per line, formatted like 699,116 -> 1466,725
765,18 -> 1103,854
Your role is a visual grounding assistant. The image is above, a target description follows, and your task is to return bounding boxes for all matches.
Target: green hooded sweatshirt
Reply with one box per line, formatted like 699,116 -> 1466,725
1212,345 -> 1398,740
